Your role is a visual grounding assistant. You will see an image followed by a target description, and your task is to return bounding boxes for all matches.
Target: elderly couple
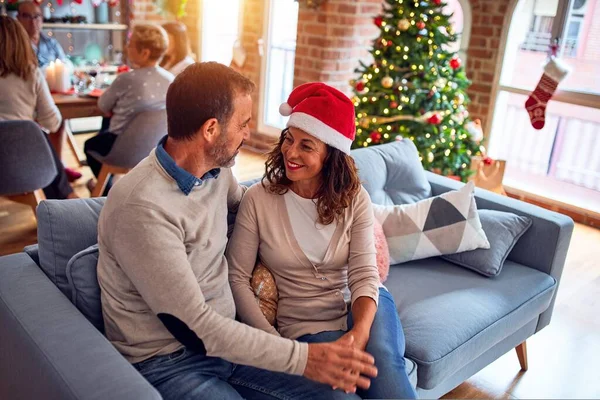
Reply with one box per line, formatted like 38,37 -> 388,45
97,62 -> 417,400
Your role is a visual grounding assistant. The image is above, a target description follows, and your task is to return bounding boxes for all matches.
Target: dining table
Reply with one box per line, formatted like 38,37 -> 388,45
52,92 -> 104,166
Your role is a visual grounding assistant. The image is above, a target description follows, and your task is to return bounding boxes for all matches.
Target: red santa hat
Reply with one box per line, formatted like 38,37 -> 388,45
279,82 -> 355,154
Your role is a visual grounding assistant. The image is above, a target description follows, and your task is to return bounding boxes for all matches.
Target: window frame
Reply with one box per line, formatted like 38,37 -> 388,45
257,0 -> 299,137
487,0 -> 600,136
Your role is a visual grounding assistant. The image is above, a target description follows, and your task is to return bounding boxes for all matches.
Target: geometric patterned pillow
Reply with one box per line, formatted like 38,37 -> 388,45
372,181 -> 490,264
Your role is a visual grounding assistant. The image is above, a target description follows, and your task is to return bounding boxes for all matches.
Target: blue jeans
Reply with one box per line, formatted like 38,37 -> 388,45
133,347 -> 360,400
298,288 -> 417,400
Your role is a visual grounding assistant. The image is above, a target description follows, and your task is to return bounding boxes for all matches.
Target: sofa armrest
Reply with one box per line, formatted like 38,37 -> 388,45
0,253 -> 161,400
426,172 -> 574,330
23,243 -> 39,266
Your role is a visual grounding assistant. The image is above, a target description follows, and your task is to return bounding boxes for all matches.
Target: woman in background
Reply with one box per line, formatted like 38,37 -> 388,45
160,21 -> 195,76
0,16 -> 77,199
84,23 -> 174,190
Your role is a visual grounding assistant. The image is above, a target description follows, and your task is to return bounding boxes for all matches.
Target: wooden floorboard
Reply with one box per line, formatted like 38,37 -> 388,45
1,134 -> 599,398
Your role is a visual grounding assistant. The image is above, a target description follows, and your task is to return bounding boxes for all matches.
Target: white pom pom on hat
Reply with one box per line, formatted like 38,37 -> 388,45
279,102 -> 293,116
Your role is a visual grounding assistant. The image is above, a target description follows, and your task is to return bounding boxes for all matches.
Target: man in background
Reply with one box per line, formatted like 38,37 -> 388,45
17,1 -> 65,68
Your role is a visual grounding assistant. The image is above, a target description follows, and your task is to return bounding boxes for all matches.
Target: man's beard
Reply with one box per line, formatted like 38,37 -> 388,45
208,131 -> 243,168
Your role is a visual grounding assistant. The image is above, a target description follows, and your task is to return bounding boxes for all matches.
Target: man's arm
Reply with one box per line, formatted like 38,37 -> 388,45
109,204 -> 306,374
52,38 -> 66,61
108,204 -> 377,392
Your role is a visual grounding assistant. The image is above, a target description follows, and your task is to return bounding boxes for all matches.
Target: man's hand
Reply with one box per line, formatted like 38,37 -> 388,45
303,334 -> 377,393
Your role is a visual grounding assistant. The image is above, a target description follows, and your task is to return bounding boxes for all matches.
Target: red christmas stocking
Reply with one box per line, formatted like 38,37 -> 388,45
525,57 -> 570,130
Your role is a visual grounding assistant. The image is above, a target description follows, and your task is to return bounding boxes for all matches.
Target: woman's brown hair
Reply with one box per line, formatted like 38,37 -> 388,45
0,16 -> 37,81
263,129 -> 362,226
160,21 -> 193,69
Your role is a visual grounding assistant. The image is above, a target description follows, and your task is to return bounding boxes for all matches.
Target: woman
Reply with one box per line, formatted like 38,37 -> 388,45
160,21 -> 195,76
227,83 -> 417,399
84,23 -> 173,192
0,16 -> 77,199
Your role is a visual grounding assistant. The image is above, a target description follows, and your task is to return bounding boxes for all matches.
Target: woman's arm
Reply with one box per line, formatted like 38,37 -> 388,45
97,74 -> 124,115
346,187 -> 380,349
34,68 -> 62,133
349,297 -> 377,349
227,187 -> 280,336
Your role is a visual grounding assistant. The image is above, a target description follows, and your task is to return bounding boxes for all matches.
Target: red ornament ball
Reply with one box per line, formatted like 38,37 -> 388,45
427,113 -> 442,125
433,0 -> 442,4
370,131 -> 382,143
450,57 -> 462,69
355,80 -> 365,92
416,21 -> 426,30
374,16 -> 384,27
390,101 -> 398,109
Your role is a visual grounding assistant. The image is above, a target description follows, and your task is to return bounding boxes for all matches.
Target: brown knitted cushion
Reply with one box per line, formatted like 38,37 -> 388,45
250,262 -> 278,326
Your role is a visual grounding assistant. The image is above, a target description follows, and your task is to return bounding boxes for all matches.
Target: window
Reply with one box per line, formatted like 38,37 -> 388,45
258,0 -> 298,136
488,0 -> 600,212
443,0 -> 471,61
200,0 -> 243,64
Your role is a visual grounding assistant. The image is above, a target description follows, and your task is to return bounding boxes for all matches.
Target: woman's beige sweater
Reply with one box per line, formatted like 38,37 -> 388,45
227,183 -> 380,339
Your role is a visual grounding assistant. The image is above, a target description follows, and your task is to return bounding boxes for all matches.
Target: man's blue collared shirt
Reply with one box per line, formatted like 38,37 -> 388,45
155,136 -> 220,195
34,35 -> 66,69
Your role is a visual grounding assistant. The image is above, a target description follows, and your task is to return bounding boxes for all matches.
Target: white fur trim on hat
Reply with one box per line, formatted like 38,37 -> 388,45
279,102 -> 293,116
286,112 -> 353,155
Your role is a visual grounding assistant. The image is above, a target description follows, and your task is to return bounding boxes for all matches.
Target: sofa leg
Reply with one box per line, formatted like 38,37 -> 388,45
515,341 -> 528,371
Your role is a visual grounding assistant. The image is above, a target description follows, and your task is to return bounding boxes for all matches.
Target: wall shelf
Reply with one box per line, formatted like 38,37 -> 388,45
43,23 -> 128,31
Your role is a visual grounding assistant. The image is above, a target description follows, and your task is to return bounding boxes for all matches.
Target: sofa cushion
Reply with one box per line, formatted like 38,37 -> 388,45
352,140 -> 432,205
36,198 -> 105,298
442,209 -> 532,277
66,244 -> 104,332
386,258 -> 556,389
373,181 -> 489,264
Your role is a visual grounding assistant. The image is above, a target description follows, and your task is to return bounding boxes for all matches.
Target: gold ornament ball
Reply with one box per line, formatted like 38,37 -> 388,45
427,152 -> 435,163
381,76 -> 394,89
455,93 -> 465,105
447,25 -> 454,35
398,19 -> 410,31
359,117 -> 370,128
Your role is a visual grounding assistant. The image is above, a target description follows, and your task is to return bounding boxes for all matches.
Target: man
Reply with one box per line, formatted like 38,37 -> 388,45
97,62 -> 377,400
17,1 -> 65,68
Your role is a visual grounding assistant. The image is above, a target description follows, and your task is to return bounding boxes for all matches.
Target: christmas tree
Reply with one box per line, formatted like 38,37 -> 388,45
350,0 -> 482,181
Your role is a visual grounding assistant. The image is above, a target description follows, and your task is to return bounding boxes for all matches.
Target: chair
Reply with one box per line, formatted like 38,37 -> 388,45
89,110 -> 168,197
0,121 -> 58,217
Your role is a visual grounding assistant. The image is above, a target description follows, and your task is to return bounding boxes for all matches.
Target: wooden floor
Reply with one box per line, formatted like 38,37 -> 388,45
1,134 -> 600,398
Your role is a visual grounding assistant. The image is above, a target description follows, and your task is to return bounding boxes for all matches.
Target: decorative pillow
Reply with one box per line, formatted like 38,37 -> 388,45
373,219 -> 390,283
251,262 -> 278,326
373,181 -> 490,264
442,209 -> 532,277
65,244 -> 104,332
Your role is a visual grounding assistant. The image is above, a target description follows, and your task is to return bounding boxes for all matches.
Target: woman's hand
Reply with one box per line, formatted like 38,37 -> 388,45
341,327 -> 370,351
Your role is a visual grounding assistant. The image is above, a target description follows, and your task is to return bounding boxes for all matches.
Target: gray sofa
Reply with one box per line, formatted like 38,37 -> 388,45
0,141 -> 573,399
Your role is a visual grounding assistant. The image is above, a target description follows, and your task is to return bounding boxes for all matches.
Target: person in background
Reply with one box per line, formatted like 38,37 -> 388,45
160,21 -> 195,76
84,23 -> 174,192
0,16 -> 77,199
17,1 -> 66,69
